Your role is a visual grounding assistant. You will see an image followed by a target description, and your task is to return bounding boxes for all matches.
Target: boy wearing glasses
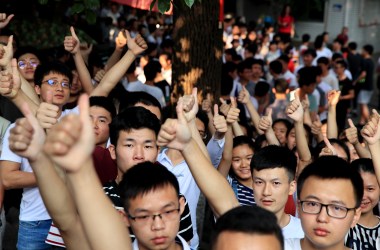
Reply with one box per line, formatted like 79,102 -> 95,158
285,156 -> 363,249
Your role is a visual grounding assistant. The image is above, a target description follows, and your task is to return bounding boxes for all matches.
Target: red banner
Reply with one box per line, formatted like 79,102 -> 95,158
110,0 -> 173,15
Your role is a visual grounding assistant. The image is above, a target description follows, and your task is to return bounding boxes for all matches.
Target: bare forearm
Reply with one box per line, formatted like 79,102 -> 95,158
265,128 -> 280,145
10,91 -> 38,116
232,121 -> 244,136
73,53 -> 94,94
295,120 -> 311,162
354,143 -> 371,159
207,112 -> 216,135
327,106 -> 338,139
105,48 -> 123,71
189,119 -> 210,161
245,102 -> 260,130
217,127 -> 233,177
20,77 -> 40,105
369,143 -> 380,184
1,170 -> 36,189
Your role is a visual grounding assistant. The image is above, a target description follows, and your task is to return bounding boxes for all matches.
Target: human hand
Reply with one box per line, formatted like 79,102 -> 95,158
327,90 -> 341,107
43,94 -> 95,172
157,98 -> 192,151
237,86 -> 250,104
311,114 -> 322,136
9,103 -> 45,162
301,94 -> 310,111
226,97 -> 240,124
213,104 -> 228,133
361,109 -> 380,145
258,108 -> 273,133
219,98 -> 231,117
80,42 -> 93,58
0,35 -> 13,68
0,59 -> 20,98
93,69 -> 106,84
286,93 -> 303,122
182,87 -> 198,122
201,93 -> 212,114
36,91 -> 59,129
64,26 -> 80,54
0,13 -> 14,29
115,30 -> 127,50
319,136 -> 337,157
345,119 -> 359,145
125,30 -> 147,56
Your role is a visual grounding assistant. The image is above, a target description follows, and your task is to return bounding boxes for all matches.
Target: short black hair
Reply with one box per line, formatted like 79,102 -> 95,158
316,56 -> 329,66
297,156 -> 364,208
302,34 -> 310,43
348,42 -> 357,51
298,67 -> 317,87
269,60 -> 283,75
14,46 -> 43,63
34,61 -> 73,87
278,54 -> 290,64
119,91 -> 162,115
109,106 -> 161,146
314,35 -> 324,50
363,44 -> 374,55
351,158 -> 375,175
196,109 -> 209,132
254,81 -> 270,97
233,135 -> 255,151
332,53 -> 344,62
211,206 -> 284,250
221,74 -> 234,96
144,60 -> 161,81
274,78 -> 288,94
273,119 -> 292,133
251,145 -> 297,181
302,48 -> 317,58
335,59 -> 348,69
89,96 -> 117,119
237,60 -> 251,73
120,162 -> 180,210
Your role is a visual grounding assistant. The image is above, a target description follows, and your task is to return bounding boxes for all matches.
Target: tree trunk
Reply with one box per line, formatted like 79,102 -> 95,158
172,0 -> 223,100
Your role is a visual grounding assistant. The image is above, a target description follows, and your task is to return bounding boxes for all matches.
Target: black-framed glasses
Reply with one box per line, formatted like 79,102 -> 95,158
18,60 -> 39,69
42,79 -> 71,89
128,208 -> 180,224
300,200 -> 356,219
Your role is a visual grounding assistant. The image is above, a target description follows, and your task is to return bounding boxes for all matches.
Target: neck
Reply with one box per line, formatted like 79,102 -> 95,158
68,95 -> 79,104
116,168 -> 124,184
145,80 -> 154,86
277,211 -> 290,228
275,93 -> 287,99
321,70 -> 329,77
358,211 -> 379,227
126,74 -> 138,82
166,149 -> 184,166
301,238 -> 347,250
137,240 -> 182,250
240,78 -> 248,86
252,76 -> 260,82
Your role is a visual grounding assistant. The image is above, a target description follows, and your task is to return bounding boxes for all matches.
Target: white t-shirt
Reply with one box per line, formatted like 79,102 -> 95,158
124,80 -> 166,107
285,238 -> 302,250
321,72 -> 339,90
283,70 -> 298,89
132,235 -> 191,250
282,215 -> 304,239
157,149 -> 200,249
0,107 -> 79,222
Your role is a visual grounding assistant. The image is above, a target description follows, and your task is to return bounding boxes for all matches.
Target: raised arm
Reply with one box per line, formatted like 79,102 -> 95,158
105,30 -> 127,71
361,109 -> 380,183
201,93 -> 216,136
91,30 -> 147,97
0,13 -> 14,30
258,108 -> 280,145
64,26 -> 94,94
287,93 -> 312,177
157,99 -> 239,218
8,103 -> 90,250
238,86 -> 262,134
327,90 -> 340,139
310,115 -> 324,143
346,118 -> 371,158
43,94 -> 131,250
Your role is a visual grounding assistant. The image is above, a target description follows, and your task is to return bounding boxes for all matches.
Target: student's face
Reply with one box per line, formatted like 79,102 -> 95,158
302,83 -> 317,95
239,69 -> 252,81
70,70 -> 83,95
35,73 -> 71,107
18,53 -> 40,82
253,168 -> 296,216
232,144 -> 254,181
213,231 -> 282,250
298,177 -> 361,249
303,54 -> 314,66
252,64 -> 263,78
273,122 -> 287,146
287,128 -> 296,150
109,129 -> 158,173
359,171 -> 380,214
195,118 -> 206,140
126,185 -> 184,250
90,106 -> 112,147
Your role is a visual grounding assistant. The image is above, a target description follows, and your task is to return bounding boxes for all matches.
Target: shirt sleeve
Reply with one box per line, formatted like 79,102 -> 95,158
207,136 -> 225,168
0,123 -> 22,164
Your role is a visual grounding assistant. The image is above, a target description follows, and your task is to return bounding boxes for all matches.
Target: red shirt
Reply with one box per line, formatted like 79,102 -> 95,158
278,15 -> 294,34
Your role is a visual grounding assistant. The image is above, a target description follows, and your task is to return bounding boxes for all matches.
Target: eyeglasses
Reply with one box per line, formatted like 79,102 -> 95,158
128,208 -> 180,224
18,60 -> 39,69
300,200 -> 356,219
42,79 -> 71,89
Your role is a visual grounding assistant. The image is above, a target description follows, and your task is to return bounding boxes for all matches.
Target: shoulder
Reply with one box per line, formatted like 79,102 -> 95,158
284,238 -> 302,250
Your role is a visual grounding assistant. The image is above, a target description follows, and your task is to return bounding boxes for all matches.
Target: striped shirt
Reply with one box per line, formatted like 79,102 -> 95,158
345,217 -> 380,250
228,177 -> 255,206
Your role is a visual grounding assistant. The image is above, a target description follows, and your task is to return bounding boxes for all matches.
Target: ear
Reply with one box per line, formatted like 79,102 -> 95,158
288,180 -> 296,195
350,207 -> 361,228
119,209 -> 130,227
272,87 -> 276,94
285,88 -> 290,94
179,196 -> 185,216
108,144 -> 116,160
296,200 -> 301,215
34,85 -> 41,95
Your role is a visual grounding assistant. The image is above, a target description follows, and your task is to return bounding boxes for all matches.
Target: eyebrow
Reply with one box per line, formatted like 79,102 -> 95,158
124,138 -> 156,143
133,202 -> 177,213
302,195 -> 347,206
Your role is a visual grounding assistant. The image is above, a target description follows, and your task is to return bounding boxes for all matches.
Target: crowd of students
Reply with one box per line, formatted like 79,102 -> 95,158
0,2 -> 379,250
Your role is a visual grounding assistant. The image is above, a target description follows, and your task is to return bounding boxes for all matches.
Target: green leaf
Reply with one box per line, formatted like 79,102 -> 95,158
150,0 -> 157,11
85,10 -> 97,24
83,0 -> 100,8
71,3 -> 85,14
157,0 -> 170,13
184,0 -> 195,8
38,0 -> 49,4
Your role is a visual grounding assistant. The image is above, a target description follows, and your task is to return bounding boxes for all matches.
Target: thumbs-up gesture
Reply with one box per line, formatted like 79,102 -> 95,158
0,35 -> 13,67
115,30 -> 127,50
237,86 -> 250,104
125,30 -> 147,56
0,13 -> 14,29
64,26 -> 80,54
286,92 -> 303,122
345,119 -> 359,145
311,114 -> 322,136
0,59 -> 20,98
258,108 -> 273,133
213,104 -> 228,133
327,90 -> 341,107
219,97 -> 230,117
226,97 -> 240,124
182,87 -> 198,122
361,109 -> 380,145
319,136 -> 337,157
201,93 -> 212,114
36,90 -> 59,129
44,94 -> 95,172
157,97 -> 192,151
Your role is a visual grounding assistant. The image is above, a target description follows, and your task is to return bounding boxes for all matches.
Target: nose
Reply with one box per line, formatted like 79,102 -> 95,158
55,82 -> 63,91
92,119 -> 98,129
263,183 -> 272,196
242,158 -> 250,168
316,205 -> 329,223
151,214 -> 165,231
133,145 -> 144,161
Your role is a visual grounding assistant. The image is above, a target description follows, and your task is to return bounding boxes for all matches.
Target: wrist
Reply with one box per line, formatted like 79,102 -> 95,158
214,131 -> 226,140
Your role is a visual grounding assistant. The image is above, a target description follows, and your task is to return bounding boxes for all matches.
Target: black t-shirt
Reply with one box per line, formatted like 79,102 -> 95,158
347,52 -> 362,80
360,58 -> 374,90
155,80 -> 171,103
338,77 -> 354,109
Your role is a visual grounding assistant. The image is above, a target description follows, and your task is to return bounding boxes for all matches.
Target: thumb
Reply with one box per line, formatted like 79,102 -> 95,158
70,26 -> 79,40
11,58 -> 19,82
294,91 -> 300,102
230,96 -> 237,108
7,35 -> 13,49
207,93 -> 211,101
323,136 -> 336,154
124,29 -> 132,41
242,85 -> 248,93
192,87 -> 198,102
372,109 -> 379,117
78,94 -> 90,125
21,102 -> 38,127
348,118 -> 355,128
266,108 -> 272,117
45,90 -> 53,104
214,104 -> 219,116
176,98 -> 186,123
219,97 -> 226,104
5,14 -> 14,24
